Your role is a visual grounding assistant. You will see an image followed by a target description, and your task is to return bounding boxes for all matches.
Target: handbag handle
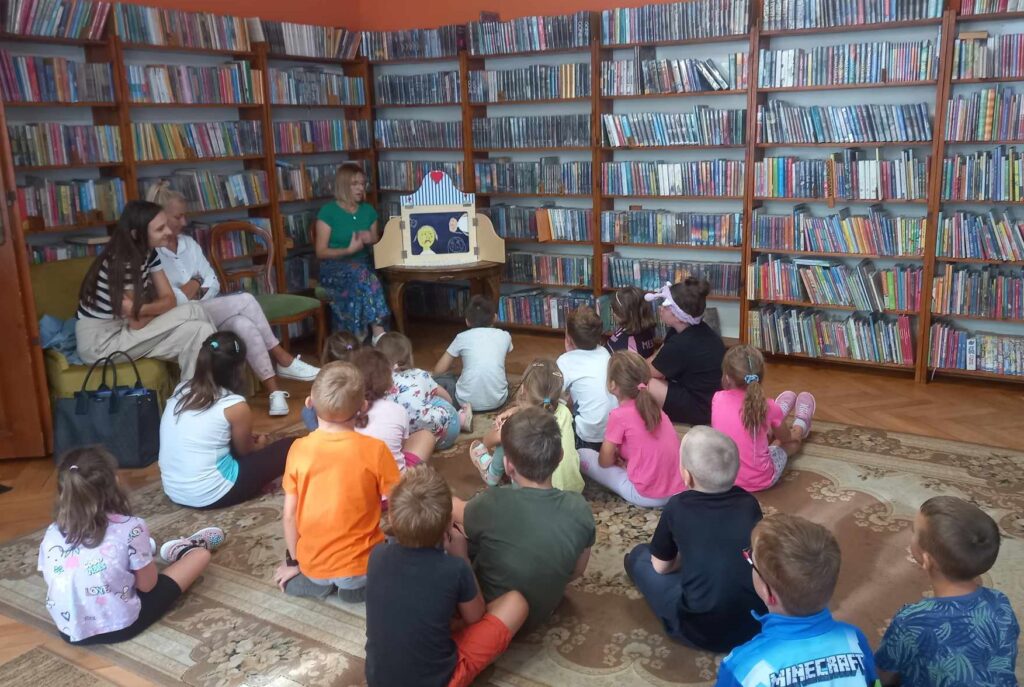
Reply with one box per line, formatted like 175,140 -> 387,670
78,356 -> 114,394
100,351 -> 145,390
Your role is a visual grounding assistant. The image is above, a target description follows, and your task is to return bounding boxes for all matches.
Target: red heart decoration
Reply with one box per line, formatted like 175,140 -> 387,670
429,170 -> 444,183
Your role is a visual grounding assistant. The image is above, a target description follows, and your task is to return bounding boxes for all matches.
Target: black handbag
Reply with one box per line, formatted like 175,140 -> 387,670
53,351 -> 160,468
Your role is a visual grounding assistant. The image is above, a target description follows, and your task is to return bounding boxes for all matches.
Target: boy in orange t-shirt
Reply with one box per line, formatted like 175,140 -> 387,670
273,362 -> 400,603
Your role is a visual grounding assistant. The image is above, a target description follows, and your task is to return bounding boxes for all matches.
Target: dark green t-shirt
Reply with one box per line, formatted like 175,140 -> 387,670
317,201 -> 378,260
465,486 -> 596,632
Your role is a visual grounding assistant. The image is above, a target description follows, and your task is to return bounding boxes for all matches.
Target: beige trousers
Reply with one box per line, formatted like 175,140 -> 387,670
75,302 -> 216,381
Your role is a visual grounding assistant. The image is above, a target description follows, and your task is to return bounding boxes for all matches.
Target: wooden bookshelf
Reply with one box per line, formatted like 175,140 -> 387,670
751,248 -> 925,260
757,80 -> 938,93
749,298 -> 917,316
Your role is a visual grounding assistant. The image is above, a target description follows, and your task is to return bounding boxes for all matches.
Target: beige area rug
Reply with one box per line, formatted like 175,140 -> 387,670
0,420 -> 1021,686
0,647 -> 115,686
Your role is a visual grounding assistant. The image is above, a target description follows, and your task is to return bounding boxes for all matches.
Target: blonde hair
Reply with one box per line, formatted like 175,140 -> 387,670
722,345 -> 767,437
311,362 -> 364,422
608,350 -> 661,433
144,180 -> 186,209
376,331 -> 414,370
752,514 -> 841,616
387,466 -> 452,548
680,425 -> 739,493
518,358 -> 563,413
334,162 -> 366,204
322,331 -> 361,364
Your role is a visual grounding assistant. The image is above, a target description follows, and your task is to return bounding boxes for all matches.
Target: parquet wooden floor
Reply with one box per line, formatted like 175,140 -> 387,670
1,322 -> 1022,683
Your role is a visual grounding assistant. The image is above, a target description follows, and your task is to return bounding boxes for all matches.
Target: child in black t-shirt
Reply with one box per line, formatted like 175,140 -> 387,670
624,425 -> 767,653
365,466 -> 528,687
605,287 -> 657,359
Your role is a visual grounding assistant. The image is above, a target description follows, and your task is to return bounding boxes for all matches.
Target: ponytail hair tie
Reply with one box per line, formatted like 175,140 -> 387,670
209,340 -> 219,350
68,465 -> 79,471
637,382 -> 648,391
744,374 -> 760,384
542,397 -> 551,405
345,344 -> 353,351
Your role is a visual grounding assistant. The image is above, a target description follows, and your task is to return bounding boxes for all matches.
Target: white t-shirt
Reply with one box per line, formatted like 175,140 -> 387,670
358,399 -> 410,469
447,327 -> 513,411
158,383 -> 245,507
557,347 -> 618,443
156,234 -> 221,305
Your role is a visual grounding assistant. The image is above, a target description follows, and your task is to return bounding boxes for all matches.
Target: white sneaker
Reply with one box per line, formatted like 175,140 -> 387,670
269,390 -> 290,416
277,356 -> 319,382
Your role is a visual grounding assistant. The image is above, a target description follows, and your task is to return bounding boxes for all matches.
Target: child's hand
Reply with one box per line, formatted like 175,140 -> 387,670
253,433 -> 271,449
273,562 -> 301,592
444,522 -> 469,559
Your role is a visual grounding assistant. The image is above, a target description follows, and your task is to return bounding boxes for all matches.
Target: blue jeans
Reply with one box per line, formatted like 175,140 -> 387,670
624,544 -> 694,647
432,397 -> 461,450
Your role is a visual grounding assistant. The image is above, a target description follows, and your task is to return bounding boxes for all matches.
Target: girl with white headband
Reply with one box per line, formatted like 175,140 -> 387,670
643,277 -> 725,425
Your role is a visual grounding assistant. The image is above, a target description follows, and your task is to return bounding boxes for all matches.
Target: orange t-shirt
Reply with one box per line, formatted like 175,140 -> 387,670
283,429 -> 400,579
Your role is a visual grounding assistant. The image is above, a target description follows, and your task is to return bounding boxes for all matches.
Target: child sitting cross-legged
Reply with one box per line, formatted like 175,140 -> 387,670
469,358 -> 583,492
580,350 -> 686,508
625,426 -> 766,652
301,331 -> 361,430
557,305 -> 618,452
274,362 -> 400,603
365,466 -> 529,687
875,496 -> 1019,687
716,514 -> 879,687
455,407 -> 596,633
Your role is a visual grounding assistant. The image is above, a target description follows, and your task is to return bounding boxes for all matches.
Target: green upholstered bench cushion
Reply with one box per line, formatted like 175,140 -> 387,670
253,293 -> 322,321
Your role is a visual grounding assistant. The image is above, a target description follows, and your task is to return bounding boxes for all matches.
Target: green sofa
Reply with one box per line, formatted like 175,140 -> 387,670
29,257 -> 174,406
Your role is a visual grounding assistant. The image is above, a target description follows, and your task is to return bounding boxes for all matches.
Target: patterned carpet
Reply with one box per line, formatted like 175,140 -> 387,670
0,419 -> 1021,686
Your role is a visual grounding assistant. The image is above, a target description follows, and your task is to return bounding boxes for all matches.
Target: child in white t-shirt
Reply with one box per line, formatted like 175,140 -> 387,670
433,295 -> 513,413
557,305 -> 618,451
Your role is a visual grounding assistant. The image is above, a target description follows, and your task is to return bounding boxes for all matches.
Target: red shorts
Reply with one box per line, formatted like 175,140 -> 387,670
447,614 -> 512,687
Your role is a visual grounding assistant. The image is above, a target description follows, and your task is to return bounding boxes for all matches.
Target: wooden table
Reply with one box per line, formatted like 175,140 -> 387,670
381,261 -> 503,334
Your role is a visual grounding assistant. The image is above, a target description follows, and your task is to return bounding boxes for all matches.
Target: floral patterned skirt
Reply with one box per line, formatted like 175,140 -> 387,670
320,258 -> 390,335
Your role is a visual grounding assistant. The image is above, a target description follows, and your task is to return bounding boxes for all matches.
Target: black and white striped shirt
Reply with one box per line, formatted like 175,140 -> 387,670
77,251 -> 163,320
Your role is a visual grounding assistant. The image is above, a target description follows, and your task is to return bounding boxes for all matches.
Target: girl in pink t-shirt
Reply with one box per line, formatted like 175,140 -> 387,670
579,350 -> 686,507
711,345 -> 816,492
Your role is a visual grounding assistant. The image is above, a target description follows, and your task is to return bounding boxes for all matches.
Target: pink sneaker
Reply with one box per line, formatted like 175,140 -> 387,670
793,392 -> 816,433
776,391 -> 797,416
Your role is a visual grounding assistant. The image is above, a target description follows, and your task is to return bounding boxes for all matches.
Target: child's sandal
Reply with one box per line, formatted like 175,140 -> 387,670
469,441 -> 499,486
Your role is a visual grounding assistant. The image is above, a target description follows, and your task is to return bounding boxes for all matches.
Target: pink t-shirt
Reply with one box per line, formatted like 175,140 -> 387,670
37,515 -> 152,642
358,398 -> 411,469
711,389 -> 785,492
605,400 -> 686,499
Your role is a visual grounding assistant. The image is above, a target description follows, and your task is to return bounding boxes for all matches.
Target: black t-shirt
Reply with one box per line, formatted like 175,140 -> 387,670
649,486 -> 767,652
605,326 -> 657,358
365,543 -> 478,687
652,322 -> 725,423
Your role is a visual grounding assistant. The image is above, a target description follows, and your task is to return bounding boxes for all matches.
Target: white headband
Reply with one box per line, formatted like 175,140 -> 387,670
644,282 -> 703,326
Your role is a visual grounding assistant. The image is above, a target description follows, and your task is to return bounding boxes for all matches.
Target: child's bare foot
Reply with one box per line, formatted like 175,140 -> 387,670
459,403 -> 473,432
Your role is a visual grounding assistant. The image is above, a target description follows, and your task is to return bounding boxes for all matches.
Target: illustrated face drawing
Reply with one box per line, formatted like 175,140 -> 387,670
417,225 -> 437,253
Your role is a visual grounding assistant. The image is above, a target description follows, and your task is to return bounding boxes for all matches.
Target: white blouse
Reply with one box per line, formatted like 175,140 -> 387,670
156,234 -> 221,305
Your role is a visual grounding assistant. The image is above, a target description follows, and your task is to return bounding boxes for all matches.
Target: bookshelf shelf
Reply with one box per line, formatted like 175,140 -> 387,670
0,32 -> 105,47
929,367 -> 1024,383
476,192 -> 591,199
119,42 -> 255,58
273,102 -> 366,110
605,285 -> 739,300
14,162 -> 124,172
944,139 -> 1024,145
504,280 -> 591,289
470,97 -> 591,106
475,147 -> 592,152
129,102 -> 265,109
267,53 -> 360,66
377,146 -> 463,152
931,312 -> 1024,324
277,148 -> 375,156
601,90 -> 745,100
612,242 -> 742,252
759,18 -> 942,38
941,199 -> 1024,205
935,256 -> 1024,266
3,101 -> 116,108
757,80 -> 938,93
604,194 -> 743,201
281,195 -> 333,204
505,239 -> 598,247
952,76 -> 1024,85
369,55 -> 459,65
749,298 -> 917,315
25,220 -> 116,234
768,351 -> 915,372
467,46 -> 590,60
373,102 -> 461,109
756,141 -> 932,149
753,196 -> 928,205
188,203 -> 271,217
957,11 -> 1024,23
600,34 -> 749,50
135,155 -> 265,166
751,248 -> 924,260
602,144 -> 747,151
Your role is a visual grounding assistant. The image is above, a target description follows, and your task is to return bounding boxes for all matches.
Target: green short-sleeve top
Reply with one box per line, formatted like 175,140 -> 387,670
317,201 -> 378,260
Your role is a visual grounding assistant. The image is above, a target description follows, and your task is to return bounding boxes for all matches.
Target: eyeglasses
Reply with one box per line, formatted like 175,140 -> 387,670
742,547 -> 772,598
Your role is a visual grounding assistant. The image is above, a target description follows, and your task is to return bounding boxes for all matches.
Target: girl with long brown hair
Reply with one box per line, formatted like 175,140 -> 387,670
579,350 -> 686,508
711,345 -> 815,491
40,447 -> 221,645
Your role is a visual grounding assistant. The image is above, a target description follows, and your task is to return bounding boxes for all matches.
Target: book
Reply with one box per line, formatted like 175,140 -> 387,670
282,209 -> 318,247
0,51 -> 114,103
269,66 -> 366,106
757,100 -> 933,144
601,209 -> 742,247
473,114 -> 590,149
952,32 -> 1024,81
602,159 -> 745,196
2,0 -> 111,40
601,0 -> 749,45
275,119 -> 372,154
754,149 -> 929,201
602,108 -> 746,147
377,160 -> 464,191
258,20 -> 360,60
115,4 -> 248,50
929,322 -> 1023,376
935,209 -> 1024,261
474,159 -> 591,195
360,25 -> 463,61
758,38 -> 938,88
945,87 -> 1024,142
276,160 -> 359,202
761,0 -> 942,31
138,170 -> 269,212
603,53 -> 748,96
941,146 -> 1024,202
375,119 -> 462,149
752,205 -> 925,256
7,123 -> 122,166
603,253 -> 740,295
17,176 -> 125,229
483,204 -> 592,241
376,70 -> 460,106
126,62 -> 264,105
469,63 -> 590,102
28,236 -> 106,264
132,121 -> 263,162
467,11 -> 591,56
505,251 -> 593,286
961,0 -> 1024,16
932,263 -> 1024,320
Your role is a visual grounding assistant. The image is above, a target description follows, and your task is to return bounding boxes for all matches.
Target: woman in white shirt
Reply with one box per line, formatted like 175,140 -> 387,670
147,183 -> 318,416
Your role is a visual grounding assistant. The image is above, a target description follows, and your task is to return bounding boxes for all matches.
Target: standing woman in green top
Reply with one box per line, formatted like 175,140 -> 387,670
315,163 -> 390,340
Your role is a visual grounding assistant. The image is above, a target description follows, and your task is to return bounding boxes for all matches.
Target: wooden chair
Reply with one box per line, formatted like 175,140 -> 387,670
208,220 -> 325,356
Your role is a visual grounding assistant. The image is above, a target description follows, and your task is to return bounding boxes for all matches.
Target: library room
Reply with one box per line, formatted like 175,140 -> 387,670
0,0 -> 1021,685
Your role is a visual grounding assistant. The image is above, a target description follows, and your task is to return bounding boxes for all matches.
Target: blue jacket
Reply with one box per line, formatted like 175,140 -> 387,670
716,609 -> 879,687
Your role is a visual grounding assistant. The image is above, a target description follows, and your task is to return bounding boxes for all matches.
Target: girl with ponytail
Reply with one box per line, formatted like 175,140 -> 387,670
579,351 -> 686,508
711,345 -> 815,491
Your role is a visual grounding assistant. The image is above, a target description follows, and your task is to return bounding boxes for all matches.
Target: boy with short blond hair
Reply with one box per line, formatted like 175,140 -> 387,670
716,514 -> 879,687
365,466 -> 528,687
273,362 -> 399,603
875,496 -> 1019,687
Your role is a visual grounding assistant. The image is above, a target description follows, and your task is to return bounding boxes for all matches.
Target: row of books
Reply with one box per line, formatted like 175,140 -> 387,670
757,101 -> 933,144
928,322 -> 1023,376
8,123 -> 121,167
375,119 -> 461,149
204,226 -> 266,260
269,66 -> 365,107
472,114 -> 590,149
754,150 -> 929,201
0,51 -> 114,103
404,283 -> 471,321
602,55 -> 748,97
760,0 -> 942,31
474,159 -> 591,195
28,237 -> 105,264
952,32 -> 1024,82
601,108 -> 746,147
757,39 -> 939,89
284,254 -> 313,293
360,26 -> 461,62
945,88 -> 1024,142
131,121 -> 262,162
375,71 -> 460,106
600,210 -> 743,247
282,209 -> 317,247
601,160 -> 745,197
114,4 -> 248,51
378,160 -> 463,191
603,254 -> 740,294
468,64 -> 590,103
961,0 -> 1024,16
505,251 -> 594,286
748,254 -> 922,311
258,20 -> 359,60
125,62 -> 263,105
138,170 -> 269,213
17,176 -> 125,229
485,205 -> 593,242
752,205 -> 926,256
466,12 -> 590,56
932,264 -> 1024,320
4,0 -> 110,40
935,209 -> 1024,261
941,147 -> 1024,202
600,1 -> 749,46
498,288 -> 607,331
275,119 -> 372,154
276,161 -> 338,201
749,305 -> 915,366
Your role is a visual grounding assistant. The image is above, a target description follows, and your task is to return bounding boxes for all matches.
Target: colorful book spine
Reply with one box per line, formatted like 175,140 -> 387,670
602,54 -> 748,96
376,71 -> 460,106
498,288 -> 608,330
138,170 -> 269,212
132,121 -> 262,161
467,12 -> 591,56
258,20 -> 360,60
758,39 -> 939,88
282,210 -> 318,247
602,108 -> 746,147
3,0 -> 111,40
7,123 -> 122,166
752,205 -> 925,256
602,160 -> 745,196
600,210 -> 742,247
757,100 -> 933,144
377,161 -> 464,191
941,147 -> 1024,202
473,115 -> 590,149
375,119 -> 462,149
29,238 -> 105,264
474,160 -> 591,195
929,321 -> 1024,376
754,150 -> 928,201
360,25 -> 462,61
601,0 -> 749,45
945,87 -> 1024,142
276,161 -> 357,201
961,0 -> 1024,16
469,64 -> 591,102
275,120 -> 372,154
932,263 -> 1024,319
269,67 -> 366,106
485,205 -> 591,241
404,283 -> 472,321
0,51 -> 114,103
115,4 -> 248,50
17,176 -> 125,229
602,253 -> 740,295
935,209 -> 1024,260
761,0 -> 942,31
952,32 -> 1024,81
505,251 -> 594,287
126,62 -> 263,105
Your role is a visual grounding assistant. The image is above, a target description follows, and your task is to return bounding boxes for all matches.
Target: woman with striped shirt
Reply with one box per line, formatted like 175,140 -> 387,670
75,201 -> 216,380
